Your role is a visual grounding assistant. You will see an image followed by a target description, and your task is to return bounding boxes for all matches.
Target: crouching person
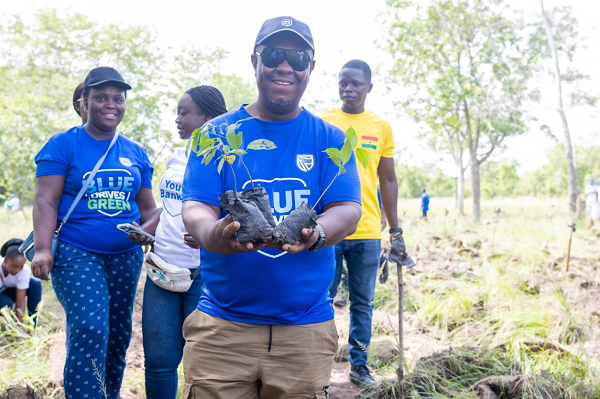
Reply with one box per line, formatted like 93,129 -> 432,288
0,238 -> 42,325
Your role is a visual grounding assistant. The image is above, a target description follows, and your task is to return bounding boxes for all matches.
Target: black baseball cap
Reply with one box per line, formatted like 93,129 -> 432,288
83,66 -> 132,91
254,16 -> 314,53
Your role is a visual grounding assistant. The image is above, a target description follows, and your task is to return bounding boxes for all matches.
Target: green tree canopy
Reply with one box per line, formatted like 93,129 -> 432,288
0,8 -> 256,201
382,0 -> 537,220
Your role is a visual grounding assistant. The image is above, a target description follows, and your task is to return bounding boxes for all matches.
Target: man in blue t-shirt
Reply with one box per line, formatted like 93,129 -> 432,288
421,188 -> 430,218
181,16 -> 362,399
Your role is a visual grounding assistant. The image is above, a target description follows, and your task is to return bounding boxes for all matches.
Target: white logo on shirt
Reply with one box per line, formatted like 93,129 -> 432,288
119,157 -> 132,167
296,154 -> 314,172
240,177 -> 312,259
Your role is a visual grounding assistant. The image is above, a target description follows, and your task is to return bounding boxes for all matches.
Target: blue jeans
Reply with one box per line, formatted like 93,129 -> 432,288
0,277 -> 43,325
51,241 -> 143,399
328,239 -> 380,366
143,273 -> 203,399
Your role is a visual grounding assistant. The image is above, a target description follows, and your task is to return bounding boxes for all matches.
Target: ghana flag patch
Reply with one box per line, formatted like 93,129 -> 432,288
361,135 -> 378,149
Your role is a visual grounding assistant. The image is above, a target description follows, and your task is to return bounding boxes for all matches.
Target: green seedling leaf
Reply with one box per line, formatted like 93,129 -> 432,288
202,146 -> 218,165
340,127 -> 358,163
226,122 -> 241,134
226,123 -> 242,150
355,148 -> 370,170
313,126 -> 364,209
345,126 -> 358,148
323,148 -> 344,168
195,117 -> 273,191
196,130 -> 218,154
247,139 -> 277,150
190,128 -> 202,155
340,140 -> 353,164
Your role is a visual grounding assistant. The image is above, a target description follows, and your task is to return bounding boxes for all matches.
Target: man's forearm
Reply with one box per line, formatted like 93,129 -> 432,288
380,180 -> 399,228
182,201 -> 219,251
318,202 -> 362,246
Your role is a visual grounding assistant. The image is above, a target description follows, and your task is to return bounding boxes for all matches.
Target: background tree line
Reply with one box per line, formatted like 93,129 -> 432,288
395,140 -> 600,200
0,8 -> 256,201
1,2 -> 597,220
382,0 -> 596,220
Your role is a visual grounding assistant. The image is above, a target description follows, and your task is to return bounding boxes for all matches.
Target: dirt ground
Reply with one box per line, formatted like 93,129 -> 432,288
39,228 -> 600,398
43,268 -> 440,399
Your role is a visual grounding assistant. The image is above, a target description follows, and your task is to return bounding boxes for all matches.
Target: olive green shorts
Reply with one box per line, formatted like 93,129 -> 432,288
182,309 -> 338,399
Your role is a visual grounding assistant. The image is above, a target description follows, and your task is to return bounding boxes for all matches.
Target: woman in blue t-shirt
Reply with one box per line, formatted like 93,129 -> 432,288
128,85 -> 227,399
31,66 -> 157,399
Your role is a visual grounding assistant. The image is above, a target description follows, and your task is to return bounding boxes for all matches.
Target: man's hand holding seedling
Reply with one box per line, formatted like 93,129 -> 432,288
265,226 -> 319,254
182,201 -> 268,255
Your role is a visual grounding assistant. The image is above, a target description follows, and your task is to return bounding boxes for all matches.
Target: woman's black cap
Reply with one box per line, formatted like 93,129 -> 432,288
83,66 -> 132,91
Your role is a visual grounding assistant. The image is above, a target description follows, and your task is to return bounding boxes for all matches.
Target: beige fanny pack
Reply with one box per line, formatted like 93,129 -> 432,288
144,252 -> 200,292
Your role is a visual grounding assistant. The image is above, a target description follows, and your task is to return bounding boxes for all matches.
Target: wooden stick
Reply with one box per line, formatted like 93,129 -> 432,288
566,223 -> 575,272
397,263 -> 404,397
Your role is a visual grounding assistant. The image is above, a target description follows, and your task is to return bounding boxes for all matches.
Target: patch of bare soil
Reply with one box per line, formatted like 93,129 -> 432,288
471,375 -> 525,399
0,386 -> 40,399
46,331 -> 65,394
328,299 -> 449,399
328,362 -> 360,399
119,270 -> 146,399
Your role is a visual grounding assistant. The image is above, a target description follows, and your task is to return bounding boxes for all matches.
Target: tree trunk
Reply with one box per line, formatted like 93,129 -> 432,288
540,0 -> 578,221
463,99 -> 481,222
470,156 -> 481,222
457,164 -> 465,216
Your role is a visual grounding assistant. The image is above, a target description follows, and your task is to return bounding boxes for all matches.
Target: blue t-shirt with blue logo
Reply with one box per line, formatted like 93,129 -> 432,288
35,125 -> 153,254
183,106 -> 362,325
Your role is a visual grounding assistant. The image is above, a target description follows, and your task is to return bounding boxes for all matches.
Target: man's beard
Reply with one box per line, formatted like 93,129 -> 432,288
268,98 -> 293,107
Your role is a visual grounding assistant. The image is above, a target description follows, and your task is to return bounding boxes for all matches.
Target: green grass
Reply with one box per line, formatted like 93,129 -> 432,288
0,308 -> 50,394
366,196 -> 600,397
2,197 -> 600,397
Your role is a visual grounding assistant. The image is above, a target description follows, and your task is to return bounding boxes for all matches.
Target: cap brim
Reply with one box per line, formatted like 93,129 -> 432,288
86,80 -> 132,91
255,29 -> 314,51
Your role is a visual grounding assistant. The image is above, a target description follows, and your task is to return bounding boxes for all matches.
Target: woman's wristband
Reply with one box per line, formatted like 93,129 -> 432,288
389,227 -> 403,235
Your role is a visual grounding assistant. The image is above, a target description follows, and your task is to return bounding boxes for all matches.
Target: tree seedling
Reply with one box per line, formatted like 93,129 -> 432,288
272,127 -> 369,245
191,122 -> 369,247
566,222 -> 576,272
491,208 -> 501,254
191,118 -> 278,244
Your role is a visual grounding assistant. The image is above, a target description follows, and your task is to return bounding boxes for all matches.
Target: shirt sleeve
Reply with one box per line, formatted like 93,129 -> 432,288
182,148 -> 223,207
35,137 -> 69,177
381,121 -> 395,158
15,267 -> 31,290
139,147 -> 154,189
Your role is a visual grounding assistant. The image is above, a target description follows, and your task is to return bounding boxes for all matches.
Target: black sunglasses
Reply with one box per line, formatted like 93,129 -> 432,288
256,47 -> 312,71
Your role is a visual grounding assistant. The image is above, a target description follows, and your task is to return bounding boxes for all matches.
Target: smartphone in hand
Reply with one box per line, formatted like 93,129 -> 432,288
116,223 -> 155,241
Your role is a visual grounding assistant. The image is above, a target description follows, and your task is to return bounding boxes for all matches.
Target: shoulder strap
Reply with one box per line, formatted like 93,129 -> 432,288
56,133 -> 119,234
